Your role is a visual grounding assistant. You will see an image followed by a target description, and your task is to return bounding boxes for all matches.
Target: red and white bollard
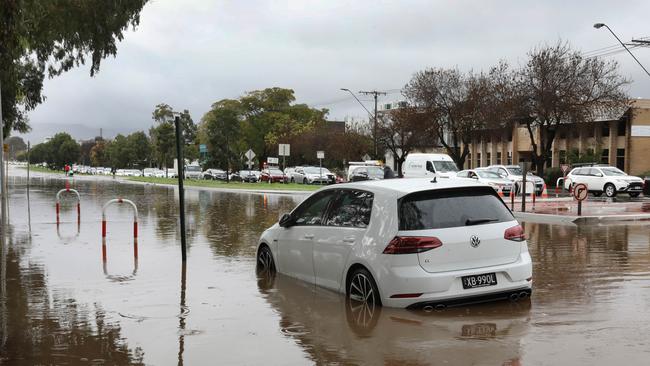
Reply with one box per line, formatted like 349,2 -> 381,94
101,198 -> 139,239
56,188 -> 81,225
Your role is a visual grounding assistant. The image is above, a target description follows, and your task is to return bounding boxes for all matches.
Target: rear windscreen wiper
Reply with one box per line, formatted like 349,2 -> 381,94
465,218 -> 499,226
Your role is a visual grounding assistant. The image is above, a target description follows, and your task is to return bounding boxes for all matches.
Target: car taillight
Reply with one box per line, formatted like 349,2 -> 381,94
383,236 -> 442,254
504,225 -> 525,242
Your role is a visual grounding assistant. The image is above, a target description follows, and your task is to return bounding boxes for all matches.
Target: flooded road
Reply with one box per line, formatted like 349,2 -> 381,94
2,172 -> 650,365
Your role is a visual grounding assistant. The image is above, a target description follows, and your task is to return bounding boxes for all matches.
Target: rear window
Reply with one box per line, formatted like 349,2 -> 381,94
399,187 -> 514,230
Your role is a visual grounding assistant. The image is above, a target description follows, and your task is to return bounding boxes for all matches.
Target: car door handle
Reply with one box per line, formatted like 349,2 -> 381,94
303,234 -> 314,240
342,237 -> 356,244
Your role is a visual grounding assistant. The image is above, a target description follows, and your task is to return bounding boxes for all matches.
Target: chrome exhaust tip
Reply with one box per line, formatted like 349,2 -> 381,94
423,305 -> 434,312
509,293 -> 520,301
434,304 -> 446,311
519,291 -> 529,299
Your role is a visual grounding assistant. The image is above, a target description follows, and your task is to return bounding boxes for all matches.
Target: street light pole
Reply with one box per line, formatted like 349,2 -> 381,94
0,79 -> 6,228
340,88 -> 386,159
594,23 -> 650,78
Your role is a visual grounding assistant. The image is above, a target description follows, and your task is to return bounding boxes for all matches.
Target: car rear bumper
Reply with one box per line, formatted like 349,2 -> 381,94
378,252 -> 533,308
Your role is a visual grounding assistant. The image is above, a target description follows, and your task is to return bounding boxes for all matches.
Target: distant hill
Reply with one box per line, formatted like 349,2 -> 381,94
16,123 -> 142,143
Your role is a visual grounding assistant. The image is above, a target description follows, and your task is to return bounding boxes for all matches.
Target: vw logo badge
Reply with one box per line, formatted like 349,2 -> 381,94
470,235 -> 480,248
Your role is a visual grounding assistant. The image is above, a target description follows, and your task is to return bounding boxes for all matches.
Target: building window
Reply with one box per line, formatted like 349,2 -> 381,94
616,148 -> 625,170
601,149 -> 609,164
497,152 -> 502,164
572,129 -> 579,139
467,153 -> 472,169
486,152 -> 491,165
602,123 -> 610,137
507,131 -> 512,142
559,150 -> 567,164
507,152 -> 513,165
476,153 -> 481,167
617,120 -> 626,136
587,127 -> 595,138
559,130 -> 566,139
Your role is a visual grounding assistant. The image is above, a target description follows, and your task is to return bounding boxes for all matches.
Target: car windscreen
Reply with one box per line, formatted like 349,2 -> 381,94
367,166 -> 384,179
601,167 -> 626,176
476,170 -> 502,179
269,169 -> 283,175
506,167 -> 523,175
304,167 -> 327,174
186,166 -> 201,172
433,161 -> 459,172
399,187 -> 514,230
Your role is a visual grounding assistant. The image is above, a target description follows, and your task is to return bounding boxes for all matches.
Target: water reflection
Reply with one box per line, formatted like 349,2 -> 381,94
101,238 -> 139,282
257,272 -> 529,365
0,233 -> 144,364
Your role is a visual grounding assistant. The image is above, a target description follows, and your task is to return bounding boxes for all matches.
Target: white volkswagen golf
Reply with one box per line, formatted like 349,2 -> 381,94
256,178 -> 532,309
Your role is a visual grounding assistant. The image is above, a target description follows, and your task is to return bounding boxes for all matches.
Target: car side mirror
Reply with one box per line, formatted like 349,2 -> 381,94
472,176 -> 478,180
279,213 -> 293,228
595,173 -> 603,177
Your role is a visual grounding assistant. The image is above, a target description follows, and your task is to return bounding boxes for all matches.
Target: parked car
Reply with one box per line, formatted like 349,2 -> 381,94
564,165 -> 644,198
239,170 -> 260,183
261,168 -> 287,183
185,165 -> 203,179
285,167 -> 299,182
402,153 -> 459,179
293,166 -> 335,184
486,165 -> 544,196
256,178 -> 532,309
143,168 -> 158,177
203,168 -> 227,180
457,169 -> 514,195
229,172 -> 242,182
349,166 -> 385,182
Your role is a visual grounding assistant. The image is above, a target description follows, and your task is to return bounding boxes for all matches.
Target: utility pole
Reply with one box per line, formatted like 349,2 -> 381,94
0,79 -> 6,227
359,90 -> 386,159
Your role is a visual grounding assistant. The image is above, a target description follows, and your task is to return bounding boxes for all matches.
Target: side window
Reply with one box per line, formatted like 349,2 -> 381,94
499,168 -> 508,177
574,168 -> 585,176
325,190 -> 374,228
589,168 -> 602,177
426,161 -> 435,173
457,171 -> 469,178
293,191 -> 336,226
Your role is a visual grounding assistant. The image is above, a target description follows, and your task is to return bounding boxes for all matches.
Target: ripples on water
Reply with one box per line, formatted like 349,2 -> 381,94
1,173 -> 650,365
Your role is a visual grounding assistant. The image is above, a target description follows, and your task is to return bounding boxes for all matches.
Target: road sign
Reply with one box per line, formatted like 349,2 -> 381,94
279,144 -> 290,157
267,157 -> 279,165
573,183 -> 588,201
362,154 -> 371,161
199,144 -> 207,153
317,151 -> 325,159
245,149 -> 256,161
561,164 -> 570,174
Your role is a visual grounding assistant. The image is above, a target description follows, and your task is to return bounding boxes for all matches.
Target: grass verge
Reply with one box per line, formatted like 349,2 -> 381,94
127,176 -> 322,191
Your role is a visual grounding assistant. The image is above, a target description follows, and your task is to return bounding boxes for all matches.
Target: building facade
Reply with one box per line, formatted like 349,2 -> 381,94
463,100 -> 650,175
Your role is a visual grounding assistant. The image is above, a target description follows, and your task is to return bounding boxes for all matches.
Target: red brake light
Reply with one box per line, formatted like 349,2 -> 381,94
383,236 -> 443,254
504,225 -> 525,242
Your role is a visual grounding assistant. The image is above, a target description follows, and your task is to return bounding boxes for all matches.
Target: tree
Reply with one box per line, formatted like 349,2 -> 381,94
152,103 -> 174,124
106,134 -> 131,169
30,133 -> 80,169
127,131 -> 151,168
239,88 -> 328,162
200,99 -> 243,174
79,139 -> 97,166
0,0 -> 148,137
150,122 -> 175,171
403,68 -> 489,168
90,140 -> 110,167
515,41 -> 629,175
5,136 -> 27,160
378,106 -> 431,177
179,109 -> 199,162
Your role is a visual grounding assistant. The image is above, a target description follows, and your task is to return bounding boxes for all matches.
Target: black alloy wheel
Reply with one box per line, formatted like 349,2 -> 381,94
346,267 -> 381,328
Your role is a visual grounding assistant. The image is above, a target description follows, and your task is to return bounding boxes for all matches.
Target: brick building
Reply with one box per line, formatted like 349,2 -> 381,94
463,99 -> 650,175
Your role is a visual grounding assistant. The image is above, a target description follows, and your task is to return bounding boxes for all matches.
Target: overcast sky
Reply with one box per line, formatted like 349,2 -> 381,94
20,0 -> 650,142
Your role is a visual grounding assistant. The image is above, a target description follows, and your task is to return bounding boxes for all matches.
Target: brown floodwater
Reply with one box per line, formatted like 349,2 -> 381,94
1,171 -> 650,365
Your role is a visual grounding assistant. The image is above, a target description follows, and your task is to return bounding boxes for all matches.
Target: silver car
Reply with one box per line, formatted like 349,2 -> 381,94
487,165 -> 545,195
457,169 -> 514,195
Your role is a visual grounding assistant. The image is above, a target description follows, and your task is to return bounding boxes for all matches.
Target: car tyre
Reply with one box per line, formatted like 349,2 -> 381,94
629,192 -> 640,198
303,178 -> 308,185
256,245 -> 275,276
346,267 -> 381,310
604,183 -> 617,198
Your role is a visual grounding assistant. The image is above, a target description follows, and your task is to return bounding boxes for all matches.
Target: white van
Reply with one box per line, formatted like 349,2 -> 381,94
402,153 -> 459,179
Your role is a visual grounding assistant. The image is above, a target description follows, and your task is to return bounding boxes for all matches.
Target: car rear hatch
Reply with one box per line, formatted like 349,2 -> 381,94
397,187 -> 522,273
